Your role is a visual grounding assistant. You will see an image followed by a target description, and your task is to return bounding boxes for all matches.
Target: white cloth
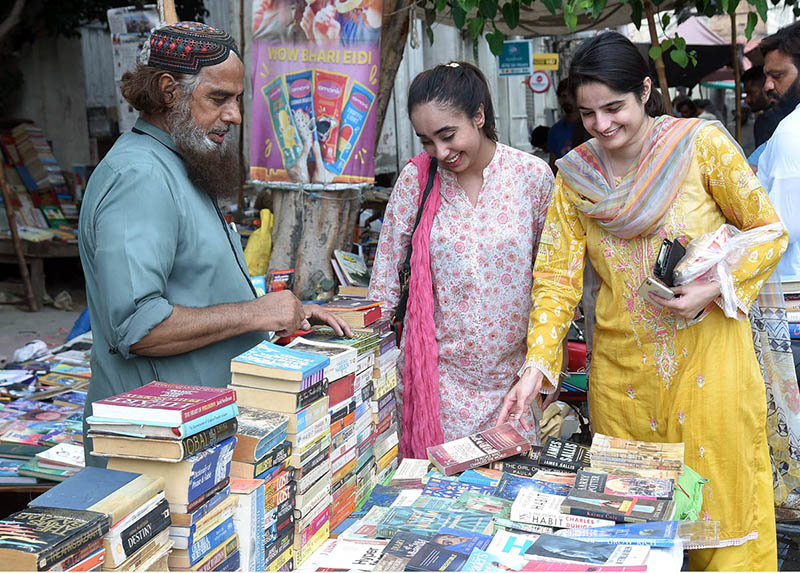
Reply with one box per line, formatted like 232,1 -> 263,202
758,103 -> 800,281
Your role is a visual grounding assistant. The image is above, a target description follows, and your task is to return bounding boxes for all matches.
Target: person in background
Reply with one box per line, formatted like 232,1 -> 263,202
694,98 -> 718,120
742,65 -> 783,148
547,79 -> 587,174
498,31 -> 783,570
78,22 -> 349,466
757,22 -> 800,383
529,124 -> 550,161
675,96 -> 698,118
369,62 -> 554,458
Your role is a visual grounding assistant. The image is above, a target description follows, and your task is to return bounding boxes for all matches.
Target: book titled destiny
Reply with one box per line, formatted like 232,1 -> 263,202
427,423 -> 530,476
91,382 -> 235,425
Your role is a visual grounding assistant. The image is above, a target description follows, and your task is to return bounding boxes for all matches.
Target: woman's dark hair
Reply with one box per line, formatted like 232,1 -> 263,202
407,61 -> 497,142
568,31 -> 666,117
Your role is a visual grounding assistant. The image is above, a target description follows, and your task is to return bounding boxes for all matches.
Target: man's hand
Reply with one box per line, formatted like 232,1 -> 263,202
304,306 -> 353,337
650,280 -> 721,319
497,367 -> 546,432
250,290 -> 306,336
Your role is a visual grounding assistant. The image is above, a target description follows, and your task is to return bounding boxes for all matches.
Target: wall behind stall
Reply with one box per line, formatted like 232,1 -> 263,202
8,36 -> 92,170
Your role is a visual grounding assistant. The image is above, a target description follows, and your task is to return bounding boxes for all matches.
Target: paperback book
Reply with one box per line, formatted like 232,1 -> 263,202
427,423 -> 530,476
561,489 -> 676,523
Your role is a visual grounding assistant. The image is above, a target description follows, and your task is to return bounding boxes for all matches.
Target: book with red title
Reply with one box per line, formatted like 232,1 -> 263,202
91,382 -> 236,425
427,423 -> 531,476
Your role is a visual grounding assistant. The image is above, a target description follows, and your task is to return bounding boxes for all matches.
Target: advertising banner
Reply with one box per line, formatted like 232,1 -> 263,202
249,0 -> 382,184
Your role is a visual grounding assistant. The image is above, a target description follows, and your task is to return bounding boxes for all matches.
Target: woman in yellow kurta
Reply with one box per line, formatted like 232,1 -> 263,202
498,32 -> 784,571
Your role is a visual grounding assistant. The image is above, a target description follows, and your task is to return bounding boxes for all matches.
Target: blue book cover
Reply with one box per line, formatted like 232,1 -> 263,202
458,468 -> 503,488
188,517 -> 236,564
494,473 -> 571,500
0,457 -> 24,477
232,341 -> 329,378
422,476 -> 495,499
405,542 -> 468,571
87,403 -> 239,438
185,437 -> 237,503
790,323 -> 800,339
432,527 -> 492,553
359,484 -> 402,513
28,466 -> 150,511
556,520 -> 680,547
176,486 -> 231,527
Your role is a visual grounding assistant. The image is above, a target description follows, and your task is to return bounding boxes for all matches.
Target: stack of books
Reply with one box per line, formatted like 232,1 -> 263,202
229,340 -> 332,569
331,249 -> 370,297
785,280 -> 800,339
0,507 -> 109,571
322,298 -> 384,329
287,337 -> 359,532
86,381 -> 240,571
370,323 -> 400,489
27,466 -> 169,571
10,123 -> 66,189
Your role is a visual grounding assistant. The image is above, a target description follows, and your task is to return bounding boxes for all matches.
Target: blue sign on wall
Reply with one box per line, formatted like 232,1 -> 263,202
498,40 -> 533,76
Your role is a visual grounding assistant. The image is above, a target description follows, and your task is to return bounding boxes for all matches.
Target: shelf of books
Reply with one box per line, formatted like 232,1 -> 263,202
0,306 -> 722,571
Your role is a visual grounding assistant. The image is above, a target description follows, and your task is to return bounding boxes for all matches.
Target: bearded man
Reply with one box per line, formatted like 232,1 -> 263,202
757,21 -> 800,282
79,22 -> 349,465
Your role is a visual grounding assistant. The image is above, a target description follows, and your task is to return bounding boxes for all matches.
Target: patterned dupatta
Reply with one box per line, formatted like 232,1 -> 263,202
556,115 -> 706,239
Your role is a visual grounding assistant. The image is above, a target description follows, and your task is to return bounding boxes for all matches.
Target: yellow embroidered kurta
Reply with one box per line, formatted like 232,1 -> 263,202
526,125 -> 785,571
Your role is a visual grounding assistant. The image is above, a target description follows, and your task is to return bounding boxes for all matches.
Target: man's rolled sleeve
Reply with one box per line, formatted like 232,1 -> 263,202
90,163 -> 180,359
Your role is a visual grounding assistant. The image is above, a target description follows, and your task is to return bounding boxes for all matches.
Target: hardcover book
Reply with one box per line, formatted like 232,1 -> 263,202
86,403 -> 239,439
233,407 -> 289,463
0,507 -> 109,570
561,489 -> 676,523
230,341 -> 329,382
539,437 -> 591,472
426,423 -> 530,476
91,382 -> 235,425
573,469 -> 675,500
107,437 -> 237,508
89,418 -> 238,461
28,467 -> 165,526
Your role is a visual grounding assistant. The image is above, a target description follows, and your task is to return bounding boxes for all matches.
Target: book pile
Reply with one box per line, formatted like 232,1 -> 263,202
296,427 -> 720,571
26,466 -> 169,571
287,336 -> 359,533
10,124 -> 67,189
785,280 -> 800,339
0,506 -> 110,571
86,381 -> 240,571
369,325 -> 400,492
331,249 -> 370,297
229,340 -> 332,569
322,298 -> 384,329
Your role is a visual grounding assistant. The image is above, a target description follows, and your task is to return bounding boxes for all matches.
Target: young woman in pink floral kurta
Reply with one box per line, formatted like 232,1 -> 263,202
370,138 -> 553,443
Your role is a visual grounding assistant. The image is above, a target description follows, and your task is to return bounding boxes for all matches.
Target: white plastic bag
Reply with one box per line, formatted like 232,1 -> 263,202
673,222 -> 784,318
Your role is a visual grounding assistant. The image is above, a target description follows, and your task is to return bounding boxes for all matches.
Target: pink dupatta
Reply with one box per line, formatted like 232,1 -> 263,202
399,153 -> 445,459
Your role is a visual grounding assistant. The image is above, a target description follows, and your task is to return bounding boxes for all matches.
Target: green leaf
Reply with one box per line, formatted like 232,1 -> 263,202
501,1 -> 521,28
563,2 -> 578,31
689,49 -> 698,67
754,0 -> 768,19
426,24 -> 435,45
486,29 -> 505,55
670,48 -> 689,68
649,45 -> 663,60
794,4 -> 800,16
744,11 -> 758,39
673,35 -> 686,50
425,7 -> 438,25
479,0 -> 498,18
458,0 -> 478,13
630,0 -> 643,28
452,2 -> 467,28
540,0 -> 562,14
467,15 -> 485,37
727,0 -> 740,13
589,0 -> 607,18
660,38 -> 672,50
435,0 -> 447,12
661,12 -> 671,27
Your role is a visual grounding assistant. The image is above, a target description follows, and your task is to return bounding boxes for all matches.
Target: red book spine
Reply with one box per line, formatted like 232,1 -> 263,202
362,306 -> 382,326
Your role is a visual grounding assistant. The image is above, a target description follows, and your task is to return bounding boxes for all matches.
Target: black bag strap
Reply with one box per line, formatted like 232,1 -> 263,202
394,158 -> 438,323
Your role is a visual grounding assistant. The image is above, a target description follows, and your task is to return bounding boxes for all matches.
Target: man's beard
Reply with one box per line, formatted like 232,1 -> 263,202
767,76 -> 800,115
167,98 -> 241,202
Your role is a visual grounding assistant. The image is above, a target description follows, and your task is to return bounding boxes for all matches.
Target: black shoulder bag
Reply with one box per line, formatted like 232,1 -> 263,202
394,158 -> 438,331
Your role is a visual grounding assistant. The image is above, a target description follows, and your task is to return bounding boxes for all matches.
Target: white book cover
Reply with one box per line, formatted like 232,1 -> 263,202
35,443 -> 85,468
511,489 -> 615,529
487,528 -> 540,558
316,538 -> 388,571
